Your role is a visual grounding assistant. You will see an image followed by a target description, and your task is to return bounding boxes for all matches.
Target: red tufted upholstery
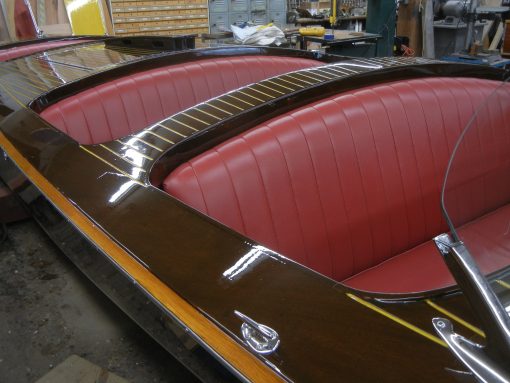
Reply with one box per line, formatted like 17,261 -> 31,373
0,40 -> 88,62
344,203 -> 510,292
40,56 -> 323,144
164,77 -> 510,293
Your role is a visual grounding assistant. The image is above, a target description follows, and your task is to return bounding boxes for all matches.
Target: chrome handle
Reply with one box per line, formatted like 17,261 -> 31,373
234,310 -> 280,355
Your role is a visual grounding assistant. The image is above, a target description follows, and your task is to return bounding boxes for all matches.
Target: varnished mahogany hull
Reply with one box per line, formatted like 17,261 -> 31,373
1,40 -> 508,382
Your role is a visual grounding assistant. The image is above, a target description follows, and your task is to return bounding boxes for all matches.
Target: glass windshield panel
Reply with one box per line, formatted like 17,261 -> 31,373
441,78 -> 510,301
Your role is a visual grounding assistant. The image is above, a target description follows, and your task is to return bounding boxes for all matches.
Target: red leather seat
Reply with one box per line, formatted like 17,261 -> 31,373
344,203 -> 510,292
0,40 -> 87,62
40,56 -> 322,144
164,77 -> 510,293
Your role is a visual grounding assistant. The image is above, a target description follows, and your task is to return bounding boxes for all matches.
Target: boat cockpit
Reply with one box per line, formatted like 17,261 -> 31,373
33,47 -> 510,296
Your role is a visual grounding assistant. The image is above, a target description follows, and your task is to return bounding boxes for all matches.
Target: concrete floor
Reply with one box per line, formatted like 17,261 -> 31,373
0,219 -> 201,383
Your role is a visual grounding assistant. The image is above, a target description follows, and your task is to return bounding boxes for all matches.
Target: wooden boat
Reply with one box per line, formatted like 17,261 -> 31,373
1,35 -> 509,382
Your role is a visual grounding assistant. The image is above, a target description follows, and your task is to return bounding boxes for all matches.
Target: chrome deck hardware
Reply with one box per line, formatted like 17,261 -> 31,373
234,311 -> 280,355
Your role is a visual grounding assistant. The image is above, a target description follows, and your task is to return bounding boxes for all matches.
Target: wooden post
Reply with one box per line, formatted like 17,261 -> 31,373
422,0 -> 434,58
397,0 -> 423,56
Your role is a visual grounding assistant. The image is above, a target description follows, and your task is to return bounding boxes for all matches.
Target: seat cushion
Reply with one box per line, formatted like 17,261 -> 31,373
40,55 -> 323,144
164,77 -> 509,293
344,203 -> 510,293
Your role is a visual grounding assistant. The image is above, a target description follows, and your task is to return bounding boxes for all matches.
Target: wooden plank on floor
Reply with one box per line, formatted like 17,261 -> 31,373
35,355 -> 129,383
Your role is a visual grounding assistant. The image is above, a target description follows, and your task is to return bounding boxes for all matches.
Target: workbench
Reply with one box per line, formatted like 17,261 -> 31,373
299,30 -> 381,57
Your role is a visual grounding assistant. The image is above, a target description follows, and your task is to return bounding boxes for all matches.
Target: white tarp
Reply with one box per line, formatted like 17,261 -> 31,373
231,24 -> 286,46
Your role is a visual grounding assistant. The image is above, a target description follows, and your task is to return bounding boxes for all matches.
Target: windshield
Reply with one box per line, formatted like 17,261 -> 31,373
441,77 -> 510,302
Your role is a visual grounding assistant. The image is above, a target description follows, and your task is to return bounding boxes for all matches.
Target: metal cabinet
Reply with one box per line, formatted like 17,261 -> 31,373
209,0 -> 286,32
268,10 -> 286,26
268,0 -> 286,10
251,0 -> 266,11
231,0 -> 249,12
210,13 -> 229,32
230,12 -> 249,26
251,12 -> 268,25
210,0 -> 228,13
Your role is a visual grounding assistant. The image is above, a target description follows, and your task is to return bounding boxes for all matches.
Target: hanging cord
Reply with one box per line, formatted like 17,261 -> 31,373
401,44 -> 415,56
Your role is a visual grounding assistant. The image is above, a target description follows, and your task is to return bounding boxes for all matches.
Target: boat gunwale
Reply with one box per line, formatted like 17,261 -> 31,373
1,49 -> 507,382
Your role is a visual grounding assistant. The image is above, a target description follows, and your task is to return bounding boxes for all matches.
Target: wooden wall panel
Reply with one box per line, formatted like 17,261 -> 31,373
43,0 -> 70,25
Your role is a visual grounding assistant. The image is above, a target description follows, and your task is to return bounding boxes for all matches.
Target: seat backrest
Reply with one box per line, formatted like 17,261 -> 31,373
40,55 -> 323,144
163,77 -> 506,282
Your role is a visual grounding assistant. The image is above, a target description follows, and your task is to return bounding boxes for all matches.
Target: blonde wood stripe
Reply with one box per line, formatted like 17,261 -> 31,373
156,123 -> 188,138
324,66 -> 350,76
132,137 -> 164,152
296,71 -> 324,82
265,79 -> 296,91
0,83 -> 26,108
315,67 -> 342,78
80,146 -> 144,185
204,102 -> 233,115
497,279 -> 510,289
258,82 -> 285,95
144,130 -> 175,145
354,58 -> 379,66
0,131 -> 282,383
237,89 -> 265,103
3,83 -> 37,100
0,67 -> 59,88
168,117 -> 199,132
248,86 -> 276,99
7,83 -> 41,96
195,108 -> 222,121
115,140 -> 154,161
346,293 -> 448,348
312,69 -> 336,79
225,94 -> 255,107
99,144 -> 147,170
0,68 -> 49,91
426,299 -> 485,338
285,73 -> 314,85
275,76 -> 304,89
216,97 -> 244,111
333,64 -> 358,73
181,112 -> 209,126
